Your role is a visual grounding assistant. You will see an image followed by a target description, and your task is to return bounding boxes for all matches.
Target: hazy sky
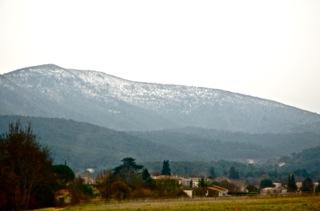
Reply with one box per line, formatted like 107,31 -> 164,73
1,0 -> 320,113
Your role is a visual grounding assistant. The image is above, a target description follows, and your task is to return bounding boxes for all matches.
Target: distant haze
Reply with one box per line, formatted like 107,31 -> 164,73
1,0 -> 320,113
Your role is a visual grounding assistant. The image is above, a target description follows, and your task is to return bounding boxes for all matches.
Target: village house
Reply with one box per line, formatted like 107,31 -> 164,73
206,185 -> 229,197
296,181 -> 319,192
261,187 -> 280,195
152,175 -> 201,187
180,177 -> 201,188
183,189 -> 193,198
260,183 -> 287,195
183,185 -> 229,198
79,168 -> 95,184
314,182 -> 319,192
296,182 -> 303,190
152,175 -> 182,181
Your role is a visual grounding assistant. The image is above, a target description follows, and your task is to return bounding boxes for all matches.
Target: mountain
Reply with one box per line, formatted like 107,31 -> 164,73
1,64 -> 320,133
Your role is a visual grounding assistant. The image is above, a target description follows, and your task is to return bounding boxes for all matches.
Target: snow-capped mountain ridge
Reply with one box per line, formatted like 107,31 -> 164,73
3,64 -> 287,109
1,64 -> 319,132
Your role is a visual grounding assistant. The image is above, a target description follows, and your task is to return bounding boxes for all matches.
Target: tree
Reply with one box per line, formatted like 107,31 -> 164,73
68,177 -> 94,204
114,157 -> 143,174
218,179 -> 241,192
287,174 -> 297,192
96,171 -> 114,199
260,179 -> 273,189
53,164 -> 75,187
98,158 -> 156,200
142,168 -> 155,188
0,122 -> 56,210
209,167 -> 216,179
301,177 -> 314,193
315,181 -> 320,193
246,184 -> 259,193
198,177 -> 207,188
113,157 -> 143,185
228,166 -> 240,179
161,160 -> 171,176
110,181 -> 130,200
155,179 -> 182,197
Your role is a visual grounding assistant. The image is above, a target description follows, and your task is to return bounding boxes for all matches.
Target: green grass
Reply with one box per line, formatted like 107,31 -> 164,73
39,195 -> 320,211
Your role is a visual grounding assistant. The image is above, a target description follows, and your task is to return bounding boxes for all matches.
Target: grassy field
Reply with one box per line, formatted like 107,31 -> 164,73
39,195 -> 320,211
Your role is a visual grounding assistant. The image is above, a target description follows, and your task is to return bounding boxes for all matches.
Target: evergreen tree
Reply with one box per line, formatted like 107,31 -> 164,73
315,181 -> 320,193
198,177 -> 207,188
246,184 -> 259,193
301,177 -> 314,193
161,160 -> 171,176
52,164 -> 75,187
287,174 -> 297,192
260,179 -> 273,189
142,168 -> 155,188
228,166 -> 240,179
113,157 -> 143,185
209,167 -> 216,179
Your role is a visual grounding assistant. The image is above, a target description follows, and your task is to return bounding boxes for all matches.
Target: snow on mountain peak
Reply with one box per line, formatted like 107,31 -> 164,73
1,64 -> 319,132
1,64 -> 295,112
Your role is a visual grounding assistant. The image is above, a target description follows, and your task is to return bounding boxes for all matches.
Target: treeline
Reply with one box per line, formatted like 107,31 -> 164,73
96,158 -> 185,200
143,160 -> 320,182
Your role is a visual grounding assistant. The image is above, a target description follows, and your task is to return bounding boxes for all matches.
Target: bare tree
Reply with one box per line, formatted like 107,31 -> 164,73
0,122 -> 55,210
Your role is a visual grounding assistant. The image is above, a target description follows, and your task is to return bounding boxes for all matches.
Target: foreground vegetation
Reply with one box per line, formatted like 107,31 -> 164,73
2,122 -> 320,210
58,195 -> 320,211
0,123 -> 93,210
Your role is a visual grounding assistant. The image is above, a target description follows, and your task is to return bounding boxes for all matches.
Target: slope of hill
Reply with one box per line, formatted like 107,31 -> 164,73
278,146 -> 320,174
290,121 -> 320,135
0,115 -> 190,169
1,64 -> 320,132
131,127 -> 320,161
0,116 -> 271,168
1,115 -> 320,170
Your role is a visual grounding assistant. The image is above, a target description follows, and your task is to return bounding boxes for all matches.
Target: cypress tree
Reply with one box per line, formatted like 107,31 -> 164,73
301,177 -> 314,193
287,174 -> 297,192
161,160 -> 171,176
229,166 -> 240,179
315,181 -> 320,193
209,167 -> 216,179
142,168 -> 155,188
199,177 -> 207,188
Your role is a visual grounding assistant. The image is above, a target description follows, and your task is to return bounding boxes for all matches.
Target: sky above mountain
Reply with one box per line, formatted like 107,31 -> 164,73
0,0 -> 320,113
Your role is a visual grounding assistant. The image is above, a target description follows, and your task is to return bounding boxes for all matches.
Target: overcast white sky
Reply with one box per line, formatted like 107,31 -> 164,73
1,0 -> 320,113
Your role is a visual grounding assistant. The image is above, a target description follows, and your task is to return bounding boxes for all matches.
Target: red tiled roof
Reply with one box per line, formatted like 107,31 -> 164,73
208,185 -> 228,192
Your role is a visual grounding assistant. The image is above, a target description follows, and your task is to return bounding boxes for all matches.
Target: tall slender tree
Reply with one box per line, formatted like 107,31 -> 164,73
161,160 -> 171,176
209,167 -> 216,179
229,166 -> 240,179
142,168 -> 155,188
198,177 -> 207,188
315,181 -> 320,193
287,174 -> 297,192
